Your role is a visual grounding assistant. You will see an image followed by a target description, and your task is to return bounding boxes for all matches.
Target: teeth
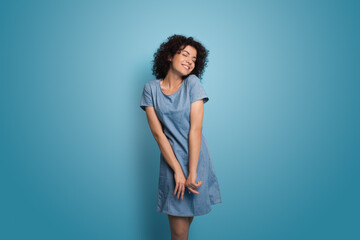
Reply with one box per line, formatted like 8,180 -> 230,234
183,65 -> 189,69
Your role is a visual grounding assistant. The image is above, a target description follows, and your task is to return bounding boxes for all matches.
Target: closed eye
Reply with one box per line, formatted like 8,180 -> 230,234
183,54 -> 196,63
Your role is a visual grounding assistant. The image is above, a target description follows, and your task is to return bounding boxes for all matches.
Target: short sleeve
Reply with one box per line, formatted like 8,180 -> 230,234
189,75 -> 209,104
140,82 -> 153,111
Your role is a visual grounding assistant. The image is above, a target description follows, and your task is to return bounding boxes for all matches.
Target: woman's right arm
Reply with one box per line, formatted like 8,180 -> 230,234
144,106 -> 183,175
144,106 -> 187,200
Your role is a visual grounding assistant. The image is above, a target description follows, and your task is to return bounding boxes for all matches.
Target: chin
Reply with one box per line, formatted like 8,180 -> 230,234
181,73 -> 192,80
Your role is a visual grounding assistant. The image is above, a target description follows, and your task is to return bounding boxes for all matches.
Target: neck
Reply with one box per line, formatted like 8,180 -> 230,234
162,70 -> 183,88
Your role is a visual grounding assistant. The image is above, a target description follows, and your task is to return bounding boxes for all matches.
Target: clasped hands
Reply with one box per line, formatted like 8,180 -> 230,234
173,171 -> 203,200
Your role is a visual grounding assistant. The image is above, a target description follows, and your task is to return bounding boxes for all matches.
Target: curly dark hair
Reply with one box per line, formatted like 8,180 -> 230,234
151,34 -> 209,81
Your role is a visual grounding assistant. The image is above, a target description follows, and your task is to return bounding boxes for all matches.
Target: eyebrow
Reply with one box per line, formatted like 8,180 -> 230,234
183,50 -> 197,59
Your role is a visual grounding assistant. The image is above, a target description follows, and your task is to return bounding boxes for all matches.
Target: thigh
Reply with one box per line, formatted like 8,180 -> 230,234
167,214 -> 190,231
188,216 -> 194,225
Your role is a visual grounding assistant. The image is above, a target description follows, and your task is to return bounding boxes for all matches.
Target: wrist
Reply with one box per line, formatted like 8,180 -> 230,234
174,166 -> 183,175
188,170 -> 197,176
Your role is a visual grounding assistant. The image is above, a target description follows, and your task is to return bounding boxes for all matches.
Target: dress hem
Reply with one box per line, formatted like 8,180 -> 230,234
156,199 -> 222,217
210,199 -> 222,205
156,207 -> 212,217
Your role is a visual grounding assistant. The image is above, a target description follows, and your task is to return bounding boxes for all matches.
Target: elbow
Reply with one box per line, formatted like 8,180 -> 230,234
153,132 -> 165,142
189,127 -> 202,135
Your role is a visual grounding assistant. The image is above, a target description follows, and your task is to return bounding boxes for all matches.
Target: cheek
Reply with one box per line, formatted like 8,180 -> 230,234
175,57 -> 184,64
172,60 -> 181,67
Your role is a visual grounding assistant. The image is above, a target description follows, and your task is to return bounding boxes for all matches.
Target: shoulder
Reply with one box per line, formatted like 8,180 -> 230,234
186,74 -> 204,90
143,79 -> 159,91
186,74 -> 201,87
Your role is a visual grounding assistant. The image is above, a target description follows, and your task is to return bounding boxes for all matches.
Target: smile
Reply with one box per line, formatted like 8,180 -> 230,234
182,64 -> 190,70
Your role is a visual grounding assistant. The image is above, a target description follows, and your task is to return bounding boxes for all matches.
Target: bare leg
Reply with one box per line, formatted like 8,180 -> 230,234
168,214 -> 191,240
188,216 -> 194,225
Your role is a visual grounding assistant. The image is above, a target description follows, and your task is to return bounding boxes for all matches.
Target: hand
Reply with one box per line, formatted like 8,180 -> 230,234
173,171 -> 187,200
186,172 -> 203,195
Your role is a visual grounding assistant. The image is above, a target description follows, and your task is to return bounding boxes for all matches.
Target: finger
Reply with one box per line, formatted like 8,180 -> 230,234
177,184 -> 183,199
195,181 -> 203,187
189,181 -> 201,189
181,186 -> 185,200
188,186 -> 200,195
190,183 -> 197,189
174,183 -> 179,196
177,184 -> 181,199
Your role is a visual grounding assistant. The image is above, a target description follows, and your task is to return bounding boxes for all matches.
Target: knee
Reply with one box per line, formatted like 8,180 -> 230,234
171,226 -> 188,238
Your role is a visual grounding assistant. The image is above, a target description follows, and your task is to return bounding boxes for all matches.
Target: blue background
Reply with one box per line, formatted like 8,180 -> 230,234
1,0 -> 359,239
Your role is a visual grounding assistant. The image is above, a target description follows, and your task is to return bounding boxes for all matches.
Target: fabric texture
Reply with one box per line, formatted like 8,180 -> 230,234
140,74 -> 222,216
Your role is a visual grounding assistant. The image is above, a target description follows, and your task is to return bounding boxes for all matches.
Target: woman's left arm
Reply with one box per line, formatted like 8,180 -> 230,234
187,99 -> 205,192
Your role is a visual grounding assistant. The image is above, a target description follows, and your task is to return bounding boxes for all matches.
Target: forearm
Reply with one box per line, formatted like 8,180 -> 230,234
188,128 -> 202,175
155,133 -> 183,174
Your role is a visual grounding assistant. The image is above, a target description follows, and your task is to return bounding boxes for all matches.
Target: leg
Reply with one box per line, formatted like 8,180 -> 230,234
168,214 -> 190,240
188,216 -> 194,225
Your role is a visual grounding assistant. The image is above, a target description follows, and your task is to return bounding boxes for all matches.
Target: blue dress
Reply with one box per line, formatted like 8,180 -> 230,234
140,74 -> 222,216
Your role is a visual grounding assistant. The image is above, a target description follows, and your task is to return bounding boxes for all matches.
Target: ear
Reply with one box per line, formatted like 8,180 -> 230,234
167,55 -> 172,62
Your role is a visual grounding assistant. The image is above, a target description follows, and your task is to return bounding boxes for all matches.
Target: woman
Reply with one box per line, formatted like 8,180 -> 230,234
140,34 -> 222,240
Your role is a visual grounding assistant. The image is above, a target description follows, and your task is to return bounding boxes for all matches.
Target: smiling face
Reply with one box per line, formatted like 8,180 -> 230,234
168,45 -> 197,76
